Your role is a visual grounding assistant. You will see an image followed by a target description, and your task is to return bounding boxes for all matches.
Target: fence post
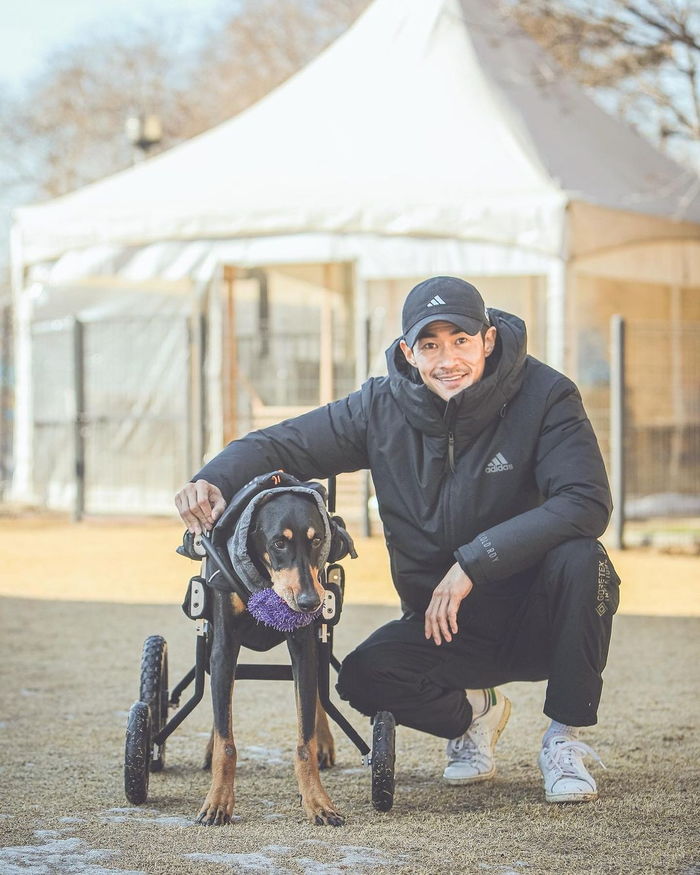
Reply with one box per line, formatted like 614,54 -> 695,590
609,315 -> 625,549
73,318 -> 86,521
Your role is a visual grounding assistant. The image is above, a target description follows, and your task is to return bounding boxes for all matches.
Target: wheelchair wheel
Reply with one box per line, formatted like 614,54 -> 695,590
371,710 -> 396,812
139,635 -> 168,772
124,701 -> 151,804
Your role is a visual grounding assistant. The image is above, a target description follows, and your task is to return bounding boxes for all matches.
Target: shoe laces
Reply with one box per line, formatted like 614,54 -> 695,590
543,737 -> 606,777
447,730 -> 481,764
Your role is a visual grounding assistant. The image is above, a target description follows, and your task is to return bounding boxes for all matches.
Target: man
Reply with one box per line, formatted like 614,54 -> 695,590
176,276 -> 619,803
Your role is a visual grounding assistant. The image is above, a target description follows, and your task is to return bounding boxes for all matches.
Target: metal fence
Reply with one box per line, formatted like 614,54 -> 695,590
236,332 -> 356,407
604,317 -> 700,547
31,315 -> 191,516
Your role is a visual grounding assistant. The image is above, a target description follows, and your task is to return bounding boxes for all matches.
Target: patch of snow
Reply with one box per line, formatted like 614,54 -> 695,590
239,745 -> 286,765
100,808 -> 195,827
0,836 -> 146,875
184,852 -> 289,873
296,844 -> 411,873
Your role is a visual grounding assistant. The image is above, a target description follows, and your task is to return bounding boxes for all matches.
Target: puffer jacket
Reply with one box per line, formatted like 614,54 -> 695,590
195,310 -> 612,614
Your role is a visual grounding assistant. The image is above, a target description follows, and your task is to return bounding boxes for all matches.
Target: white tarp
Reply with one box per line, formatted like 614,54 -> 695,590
14,0 -> 700,269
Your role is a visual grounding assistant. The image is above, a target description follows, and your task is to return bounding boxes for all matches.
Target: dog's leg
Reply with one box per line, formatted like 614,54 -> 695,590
287,627 -> 344,826
202,728 -> 214,770
315,697 -> 335,770
197,592 -> 241,826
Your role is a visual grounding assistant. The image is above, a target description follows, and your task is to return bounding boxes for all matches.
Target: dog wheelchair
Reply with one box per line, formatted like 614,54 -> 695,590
124,471 -> 397,815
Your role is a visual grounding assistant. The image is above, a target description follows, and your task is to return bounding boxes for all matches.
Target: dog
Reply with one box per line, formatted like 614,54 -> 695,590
197,490 -> 343,827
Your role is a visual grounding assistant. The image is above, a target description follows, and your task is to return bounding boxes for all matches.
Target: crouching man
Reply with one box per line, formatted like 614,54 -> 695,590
176,276 -> 620,803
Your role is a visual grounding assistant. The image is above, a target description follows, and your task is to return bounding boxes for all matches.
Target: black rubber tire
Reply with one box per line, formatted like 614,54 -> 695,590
139,635 -> 168,772
371,710 -> 396,812
124,701 -> 151,804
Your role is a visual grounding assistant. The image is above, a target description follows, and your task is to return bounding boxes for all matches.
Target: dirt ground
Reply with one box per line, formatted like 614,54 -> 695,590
0,516 -> 699,874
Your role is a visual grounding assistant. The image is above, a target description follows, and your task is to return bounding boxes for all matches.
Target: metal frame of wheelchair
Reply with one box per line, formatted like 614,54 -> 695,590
124,476 -> 396,814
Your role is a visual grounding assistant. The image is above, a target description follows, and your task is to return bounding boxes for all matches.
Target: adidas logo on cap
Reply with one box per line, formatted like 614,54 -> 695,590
426,295 -> 446,307
485,453 -> 514,473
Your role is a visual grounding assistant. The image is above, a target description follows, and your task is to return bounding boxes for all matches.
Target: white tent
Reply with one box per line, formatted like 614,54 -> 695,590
11,0 -> 700,513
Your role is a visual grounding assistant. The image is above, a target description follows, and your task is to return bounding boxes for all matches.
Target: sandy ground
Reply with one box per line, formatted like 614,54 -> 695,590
0,517 -> 699,874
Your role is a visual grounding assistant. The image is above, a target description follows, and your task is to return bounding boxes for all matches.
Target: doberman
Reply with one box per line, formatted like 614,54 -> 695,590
197,490 -> 343,827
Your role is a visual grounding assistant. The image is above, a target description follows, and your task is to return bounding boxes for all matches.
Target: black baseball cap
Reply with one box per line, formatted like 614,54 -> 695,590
402,276 -> 490,348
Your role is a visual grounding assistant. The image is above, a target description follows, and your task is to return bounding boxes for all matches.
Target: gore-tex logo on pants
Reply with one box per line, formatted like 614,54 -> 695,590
485,453 -> 513,473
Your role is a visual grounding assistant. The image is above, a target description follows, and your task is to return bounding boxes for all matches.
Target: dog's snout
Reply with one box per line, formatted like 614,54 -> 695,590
296,591 -> 322,613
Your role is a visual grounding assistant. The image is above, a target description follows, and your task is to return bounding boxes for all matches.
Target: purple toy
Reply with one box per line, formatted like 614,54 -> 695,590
248,587 -> 322,632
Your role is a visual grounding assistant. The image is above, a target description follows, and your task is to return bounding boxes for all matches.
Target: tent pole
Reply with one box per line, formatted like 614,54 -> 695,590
72,318 -> 86,521
320,264 -> 334,405
9,224 -> 34,505
352,265 -> 371,537
222,266 -> 238,443
546,259 -> 566,372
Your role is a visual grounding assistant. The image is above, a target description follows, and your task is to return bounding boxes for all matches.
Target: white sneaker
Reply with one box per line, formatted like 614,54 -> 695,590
538,735 -> 605,803
443,689 -> 511,784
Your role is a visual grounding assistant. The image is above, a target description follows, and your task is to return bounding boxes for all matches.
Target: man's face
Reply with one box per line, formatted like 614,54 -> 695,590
399,320 -> 497,401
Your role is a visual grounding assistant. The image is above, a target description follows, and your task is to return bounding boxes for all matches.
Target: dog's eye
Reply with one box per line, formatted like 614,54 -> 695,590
273,538 -> 287,550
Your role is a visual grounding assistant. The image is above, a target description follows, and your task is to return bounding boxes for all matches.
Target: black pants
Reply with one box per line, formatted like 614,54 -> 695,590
337,538 -> 620,739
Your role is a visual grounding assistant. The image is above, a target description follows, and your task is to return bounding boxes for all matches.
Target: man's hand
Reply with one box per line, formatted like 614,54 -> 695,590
424,562 -> 474,646
175,479 -> 227,534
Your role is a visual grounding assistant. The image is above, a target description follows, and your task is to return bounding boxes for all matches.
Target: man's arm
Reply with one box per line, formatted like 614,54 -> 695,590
455,379 -> 612,587
175,389 -> 370,530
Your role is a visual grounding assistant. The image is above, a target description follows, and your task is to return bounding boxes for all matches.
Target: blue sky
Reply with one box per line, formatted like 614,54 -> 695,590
1,0 -> 227,88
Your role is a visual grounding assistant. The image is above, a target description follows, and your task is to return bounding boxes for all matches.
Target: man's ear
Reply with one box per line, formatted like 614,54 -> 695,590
484,326 -> 497,357
399,339 -> 417,367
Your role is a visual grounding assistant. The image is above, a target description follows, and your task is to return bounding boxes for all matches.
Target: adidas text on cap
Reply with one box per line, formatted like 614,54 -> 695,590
402,276 -> 490,348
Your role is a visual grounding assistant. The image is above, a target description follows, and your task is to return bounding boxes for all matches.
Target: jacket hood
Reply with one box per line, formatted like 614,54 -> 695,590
226,486 -> 332,593
386,309 -> 528,440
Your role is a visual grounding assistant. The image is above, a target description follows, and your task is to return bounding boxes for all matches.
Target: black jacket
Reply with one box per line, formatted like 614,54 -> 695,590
195,310 -> 612,614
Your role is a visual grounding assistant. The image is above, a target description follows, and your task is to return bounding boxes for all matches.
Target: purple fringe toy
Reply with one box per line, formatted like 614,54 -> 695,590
247,587 -> 322,632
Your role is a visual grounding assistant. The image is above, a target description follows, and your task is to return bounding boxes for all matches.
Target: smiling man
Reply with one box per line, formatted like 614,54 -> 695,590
176,275 -> 619,804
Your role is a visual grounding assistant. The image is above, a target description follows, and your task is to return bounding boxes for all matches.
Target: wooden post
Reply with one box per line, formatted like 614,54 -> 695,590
669,285 -> 685,492
609,314 -> 625,550
222,266 -> 238,443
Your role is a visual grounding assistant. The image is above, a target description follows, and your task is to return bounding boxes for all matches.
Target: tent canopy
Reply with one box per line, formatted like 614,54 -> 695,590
14,0 -> 700,268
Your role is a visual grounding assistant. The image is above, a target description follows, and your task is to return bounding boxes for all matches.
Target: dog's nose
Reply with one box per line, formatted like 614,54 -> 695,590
296,592 -> 321,613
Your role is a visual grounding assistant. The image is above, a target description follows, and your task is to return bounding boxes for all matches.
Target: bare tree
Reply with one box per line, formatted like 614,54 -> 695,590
0,0 -> 369,205
511,0 -> 700,163
184,0 -> 369,139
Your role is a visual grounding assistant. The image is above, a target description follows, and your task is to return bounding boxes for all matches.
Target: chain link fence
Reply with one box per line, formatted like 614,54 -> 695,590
586,317 -> 700,548
622,320 -> 700,515
30,315 -> 191,515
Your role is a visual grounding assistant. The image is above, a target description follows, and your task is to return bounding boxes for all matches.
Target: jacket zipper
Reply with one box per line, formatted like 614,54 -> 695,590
447,431 -> 455,473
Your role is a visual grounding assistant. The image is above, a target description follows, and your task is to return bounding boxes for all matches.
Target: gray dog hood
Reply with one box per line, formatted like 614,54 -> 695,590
226,486 -> 333,594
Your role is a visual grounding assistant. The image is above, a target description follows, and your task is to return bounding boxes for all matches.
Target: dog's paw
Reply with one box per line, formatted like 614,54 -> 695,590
302,794 -> 344,827
314,808 -> 345,827
196,788 -> 235,826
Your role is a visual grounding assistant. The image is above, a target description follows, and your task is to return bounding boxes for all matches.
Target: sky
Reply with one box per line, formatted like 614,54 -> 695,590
0,0 -> 227,88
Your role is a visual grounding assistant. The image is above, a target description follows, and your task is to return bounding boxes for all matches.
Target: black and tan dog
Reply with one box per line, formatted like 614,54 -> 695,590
197,490 -> 343,827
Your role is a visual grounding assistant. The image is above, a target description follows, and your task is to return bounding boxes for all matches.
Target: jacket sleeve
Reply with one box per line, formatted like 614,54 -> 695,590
192,387 -> 370,502
454,379 -> 612,586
